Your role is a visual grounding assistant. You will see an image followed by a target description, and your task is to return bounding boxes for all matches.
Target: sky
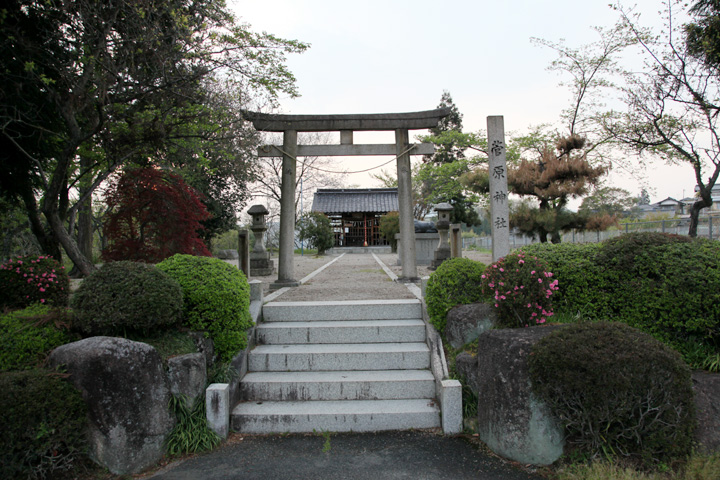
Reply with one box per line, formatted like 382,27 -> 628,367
230,0 -> 700,205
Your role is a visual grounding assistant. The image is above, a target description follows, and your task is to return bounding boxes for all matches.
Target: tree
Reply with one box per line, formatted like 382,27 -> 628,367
508,134 -> 608,243
296,212 -> 334,255
579,185 -> 639,218
378,212 -> 400,252
418,92 -> 483,226
0,0 -> 308,275
545,1 -> 720,237
252,133 -> 346,223
102,167 -> 211,263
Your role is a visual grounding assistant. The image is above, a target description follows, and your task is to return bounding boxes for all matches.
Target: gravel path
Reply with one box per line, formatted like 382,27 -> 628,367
244,251 -> 494,302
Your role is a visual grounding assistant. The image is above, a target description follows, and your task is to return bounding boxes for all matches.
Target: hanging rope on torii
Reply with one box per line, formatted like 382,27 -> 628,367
242,109 -> 509,287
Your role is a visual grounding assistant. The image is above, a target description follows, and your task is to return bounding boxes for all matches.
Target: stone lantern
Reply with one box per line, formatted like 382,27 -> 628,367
247,204 -> 275,276
430,202 -> 453,269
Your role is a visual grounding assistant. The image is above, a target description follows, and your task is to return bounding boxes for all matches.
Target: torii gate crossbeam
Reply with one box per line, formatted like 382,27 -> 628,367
244,108 -> 450,288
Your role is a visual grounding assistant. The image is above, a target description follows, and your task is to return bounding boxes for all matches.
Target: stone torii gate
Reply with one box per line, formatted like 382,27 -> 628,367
244,108 -> 450,289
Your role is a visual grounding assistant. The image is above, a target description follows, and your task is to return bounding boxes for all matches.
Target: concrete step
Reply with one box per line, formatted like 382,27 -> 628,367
231,399 -> 440,433
262,299 -> 422,322
248,343 -> 430,372
256,319 -> 426,345
240,370 -> 436,401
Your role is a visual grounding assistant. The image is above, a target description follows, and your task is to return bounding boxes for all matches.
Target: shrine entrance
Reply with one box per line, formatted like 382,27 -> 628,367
243,108 -> 450,287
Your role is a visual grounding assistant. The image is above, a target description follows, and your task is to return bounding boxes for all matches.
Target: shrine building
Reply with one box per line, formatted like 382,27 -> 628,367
311,188 -> 398,247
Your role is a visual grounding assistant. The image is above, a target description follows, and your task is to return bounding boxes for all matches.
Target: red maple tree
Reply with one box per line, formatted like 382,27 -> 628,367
102,167 -> 212,263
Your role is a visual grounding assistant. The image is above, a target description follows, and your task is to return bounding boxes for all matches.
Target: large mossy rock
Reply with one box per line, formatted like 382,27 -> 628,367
445,303 -> 497,349
48,337 -> 174,475
475,327 -> 565,466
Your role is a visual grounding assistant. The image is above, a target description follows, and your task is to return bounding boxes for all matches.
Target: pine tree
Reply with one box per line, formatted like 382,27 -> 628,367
509,134 -> 607,243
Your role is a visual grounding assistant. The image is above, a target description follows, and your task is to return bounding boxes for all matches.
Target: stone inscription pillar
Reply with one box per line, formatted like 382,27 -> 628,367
396,128 -> 418,281
487,116 -> 510,262
274,129 -> 299,288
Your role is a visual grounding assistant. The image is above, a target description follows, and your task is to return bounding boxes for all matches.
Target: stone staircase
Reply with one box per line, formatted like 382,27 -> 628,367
231,299 -> 441,433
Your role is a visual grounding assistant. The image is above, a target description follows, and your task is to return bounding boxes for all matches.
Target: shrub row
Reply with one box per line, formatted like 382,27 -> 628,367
522,233 -> 720,354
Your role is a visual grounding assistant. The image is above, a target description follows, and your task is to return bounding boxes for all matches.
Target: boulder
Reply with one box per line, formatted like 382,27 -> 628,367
692,372 -> 720,453
454,352 -> 479,395
167,353 -> 207,409
476,327 -> 565,466
48,337 -> 174,475
216,249 -> 239,260
445,303 -> 497,349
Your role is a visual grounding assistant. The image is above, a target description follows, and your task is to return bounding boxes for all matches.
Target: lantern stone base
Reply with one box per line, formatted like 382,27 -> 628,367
250,254 -> 275,277
430,247 -> 451,270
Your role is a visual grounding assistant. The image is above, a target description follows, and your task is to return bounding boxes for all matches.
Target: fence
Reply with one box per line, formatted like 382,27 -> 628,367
463,216 -> 720,250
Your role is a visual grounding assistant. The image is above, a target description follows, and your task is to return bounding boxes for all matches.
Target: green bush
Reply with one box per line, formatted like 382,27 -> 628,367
481,252 -> 558,328
0,255 -> 69,309
425,257 -> 487,333
529,322 -> 696,464
297,212 -> 335,254
522,234 -> 720,364
0,369 -> 88,479
379,212 -> 400,252
0,304 -> 76,371
156,254 -> 252,361
70,261 -> 183,335
595,234 -> 720,348
520,242 -> 612,318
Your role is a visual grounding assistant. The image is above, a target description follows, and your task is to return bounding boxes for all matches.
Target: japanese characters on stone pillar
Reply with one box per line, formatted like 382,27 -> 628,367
487,116 -> 510,262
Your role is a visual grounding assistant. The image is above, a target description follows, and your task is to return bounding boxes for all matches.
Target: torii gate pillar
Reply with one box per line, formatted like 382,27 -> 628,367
276,129 -> 300,288
244,108 -> 450,286
395,129 -> 417,280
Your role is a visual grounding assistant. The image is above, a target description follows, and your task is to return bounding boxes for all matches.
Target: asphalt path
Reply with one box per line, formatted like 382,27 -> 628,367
147,431 -> 545,480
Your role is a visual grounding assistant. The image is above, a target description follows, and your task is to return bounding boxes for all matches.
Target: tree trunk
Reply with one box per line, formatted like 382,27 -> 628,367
550,231 -> 562,244
688,198 -> 712,237
68,188 -> 94,277
45,209 -> 96,276
20,183 -> 62,260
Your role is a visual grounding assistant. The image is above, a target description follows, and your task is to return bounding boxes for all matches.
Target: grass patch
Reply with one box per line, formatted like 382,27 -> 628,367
127,329 -> 197,362
551,452 -> 720,480
165,395 -> 221,456
294,248 -> 318,255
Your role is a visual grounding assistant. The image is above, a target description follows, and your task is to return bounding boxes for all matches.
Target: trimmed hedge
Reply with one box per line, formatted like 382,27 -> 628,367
0,255 -> 69,309
529,322 -> 696,464
70,261 -> 183,335
0,304 -> 75,371
0,369 -> 88,479
156,254 -> 252,361
521,234 -> 720,358
426,258 -> 487,333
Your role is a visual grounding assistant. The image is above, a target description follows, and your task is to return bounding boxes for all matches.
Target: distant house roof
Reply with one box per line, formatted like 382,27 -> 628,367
312,188 -> 399,214
653,197 -> 683,207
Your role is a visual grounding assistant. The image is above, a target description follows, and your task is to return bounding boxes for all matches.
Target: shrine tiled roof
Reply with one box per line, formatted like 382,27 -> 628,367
311,188 -> 399,214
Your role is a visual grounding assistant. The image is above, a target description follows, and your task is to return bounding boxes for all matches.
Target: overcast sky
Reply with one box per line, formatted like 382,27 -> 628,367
231,0 -> 700,205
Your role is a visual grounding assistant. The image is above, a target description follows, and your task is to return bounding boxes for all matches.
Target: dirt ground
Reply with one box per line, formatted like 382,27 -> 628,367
244,251 -> 493,302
